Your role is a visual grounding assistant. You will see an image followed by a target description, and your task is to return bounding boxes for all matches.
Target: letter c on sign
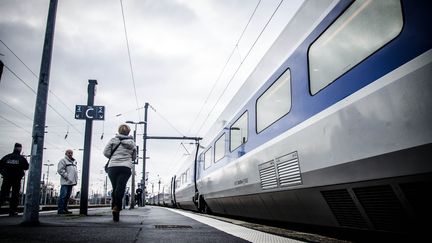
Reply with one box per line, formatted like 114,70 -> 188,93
86,107 -> 94,119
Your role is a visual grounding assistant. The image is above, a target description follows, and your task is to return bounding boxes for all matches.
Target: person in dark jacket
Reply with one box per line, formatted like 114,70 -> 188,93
104,124 -> 136,222
0,143 -> 29,216
136,185 -> 143,206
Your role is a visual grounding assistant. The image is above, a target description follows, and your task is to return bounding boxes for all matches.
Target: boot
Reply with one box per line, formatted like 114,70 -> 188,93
112,207 -> 120,222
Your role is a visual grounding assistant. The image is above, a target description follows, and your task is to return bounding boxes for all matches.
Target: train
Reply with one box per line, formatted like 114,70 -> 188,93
153,0 -> 432,234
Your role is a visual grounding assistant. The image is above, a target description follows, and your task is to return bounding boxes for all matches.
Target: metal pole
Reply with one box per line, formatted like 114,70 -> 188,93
46,166 -> 49,185
80,79 -> 97,215
42,174 -> 46,205
130,125 -> 136,209
23,0 -> 58,225
142,102 -> 148,206
162,186 -> 165,205
45,166 -> 49,204
104,175 -> 107,205
41,173 -> 45,205
158,177 -> 160,205
44,164 -> 53,205
20,173 -> 26,205
0,60 -> 4,82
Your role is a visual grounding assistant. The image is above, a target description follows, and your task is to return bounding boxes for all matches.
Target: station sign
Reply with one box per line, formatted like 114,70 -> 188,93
75,105 -> 105,120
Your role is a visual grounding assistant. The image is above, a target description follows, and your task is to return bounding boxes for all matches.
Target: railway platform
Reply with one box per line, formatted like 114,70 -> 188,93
0,206 -> 315,243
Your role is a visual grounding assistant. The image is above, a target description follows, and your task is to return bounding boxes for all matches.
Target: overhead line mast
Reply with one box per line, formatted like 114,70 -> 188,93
22,0 -> 58,225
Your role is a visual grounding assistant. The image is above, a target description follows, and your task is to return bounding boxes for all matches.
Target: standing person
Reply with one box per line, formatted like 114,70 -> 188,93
104,124 -> 136,222
136,185 -> 143,207
124,190 -> 130,208
0,143 -> 29,216
57,149 -> 78,214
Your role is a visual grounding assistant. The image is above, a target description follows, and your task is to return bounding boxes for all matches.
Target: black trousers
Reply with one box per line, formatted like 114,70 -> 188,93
0,177 -> 22,212
107,166 -> 131,211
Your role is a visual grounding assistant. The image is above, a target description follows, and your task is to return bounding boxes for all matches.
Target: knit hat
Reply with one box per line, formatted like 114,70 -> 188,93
14,143 -> 22,148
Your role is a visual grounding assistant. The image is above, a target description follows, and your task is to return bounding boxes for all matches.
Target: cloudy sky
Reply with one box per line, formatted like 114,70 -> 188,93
0,0 -> 303,196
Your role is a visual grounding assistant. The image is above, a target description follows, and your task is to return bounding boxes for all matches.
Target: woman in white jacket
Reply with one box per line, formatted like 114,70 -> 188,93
57,149 -> 78,214
104,124 -> 136,222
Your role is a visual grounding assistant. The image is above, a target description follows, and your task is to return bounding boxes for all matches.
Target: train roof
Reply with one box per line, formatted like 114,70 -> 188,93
201,0 -> 338,147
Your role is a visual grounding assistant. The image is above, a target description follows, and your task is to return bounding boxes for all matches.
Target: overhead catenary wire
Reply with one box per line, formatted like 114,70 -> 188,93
47,103 -> 83,135
164,142 -> 188,179
0,99 -> 79,151
194,0 -> 284,136
0,115 -> 63,150
49,90 -> 75,114
3,64 -> 83,135
0,114 -> 32,134
1,39 -> 82,132
0,99 -> 34,121
119,0 -> 142,125
1,39 -> 75,115
149,104 -> 185,137
45,127 -> 76,149
0,39 -> 39,78
2,64 -> 37,94
187,0 -> 262,135
0,105 -> 80,151
0,59 -> 105,151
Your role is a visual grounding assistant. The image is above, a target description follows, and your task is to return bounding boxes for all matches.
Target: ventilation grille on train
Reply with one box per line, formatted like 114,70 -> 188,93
258,151 -> 302,190
259,161 -> 278,190
399,180 -> 432,218
276,153 -> 302,187
321,189 -> 369,229
353,185 -> 408,232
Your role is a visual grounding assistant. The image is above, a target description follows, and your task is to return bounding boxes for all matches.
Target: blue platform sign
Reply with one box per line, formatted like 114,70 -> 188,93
75,105 -> 105,120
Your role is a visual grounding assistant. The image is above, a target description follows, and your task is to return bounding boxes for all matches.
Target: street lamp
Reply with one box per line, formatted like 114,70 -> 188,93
157,175 -> 161,205
125,120 -> 146,209
43,162 -> 54,205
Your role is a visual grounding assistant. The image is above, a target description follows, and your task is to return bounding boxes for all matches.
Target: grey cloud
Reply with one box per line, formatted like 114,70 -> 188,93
1,0 -> 292,191
128,0 -> 198,26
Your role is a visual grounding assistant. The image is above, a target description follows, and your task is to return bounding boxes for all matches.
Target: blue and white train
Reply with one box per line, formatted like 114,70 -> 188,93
168,0 -> 432,233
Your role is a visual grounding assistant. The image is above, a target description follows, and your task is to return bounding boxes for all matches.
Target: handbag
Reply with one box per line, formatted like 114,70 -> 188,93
104,142 -> 122,173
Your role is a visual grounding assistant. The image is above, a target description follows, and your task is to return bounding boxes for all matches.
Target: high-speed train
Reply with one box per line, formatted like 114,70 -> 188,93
165,0 -> 432,234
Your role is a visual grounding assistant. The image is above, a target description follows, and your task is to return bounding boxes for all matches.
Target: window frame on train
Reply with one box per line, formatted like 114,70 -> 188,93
256,68 -> 292,133
181,173 -> 186,184
175,178 -> 180,189
308,0 -> 404,95
230,111 -> 249,152
214,133 -> 226,163
204,147 -> 212,170
184,168 -> 190,184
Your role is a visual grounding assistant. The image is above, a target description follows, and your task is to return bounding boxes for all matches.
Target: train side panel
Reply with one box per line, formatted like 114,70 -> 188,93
196,0 -> 432,233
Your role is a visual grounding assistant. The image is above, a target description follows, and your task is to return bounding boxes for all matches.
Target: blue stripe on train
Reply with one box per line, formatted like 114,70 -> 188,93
201,0 -> 432,176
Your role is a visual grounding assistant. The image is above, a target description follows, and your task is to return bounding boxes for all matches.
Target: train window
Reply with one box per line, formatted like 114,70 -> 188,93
185,169 -> 190,183
256,69 -> 291,133
214,133 -> 225,162
308,0 -> 403,95
204,147 -> 212,170
230,111 -> 248,152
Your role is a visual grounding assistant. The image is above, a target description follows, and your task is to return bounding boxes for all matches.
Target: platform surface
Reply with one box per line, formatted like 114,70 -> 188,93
0,206 -> 305,243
